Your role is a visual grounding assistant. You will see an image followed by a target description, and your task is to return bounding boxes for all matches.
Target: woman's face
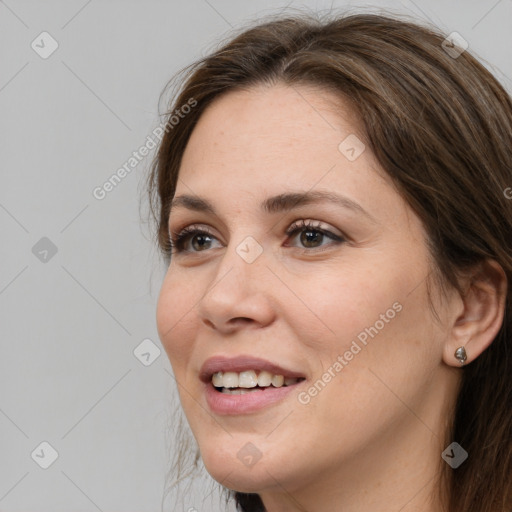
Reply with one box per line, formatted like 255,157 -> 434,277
157,84 -> 460,500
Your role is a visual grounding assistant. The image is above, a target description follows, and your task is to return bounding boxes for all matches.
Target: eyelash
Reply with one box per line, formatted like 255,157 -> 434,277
168,219 -> 346,255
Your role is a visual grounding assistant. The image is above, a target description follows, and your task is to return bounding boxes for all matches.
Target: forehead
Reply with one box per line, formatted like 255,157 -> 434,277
179,84 -> 380,186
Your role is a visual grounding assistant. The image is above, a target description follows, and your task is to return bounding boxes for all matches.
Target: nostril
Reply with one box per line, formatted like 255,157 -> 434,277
203,319 -> 215,329
229,317 -> 254,328
202,316 -> 255,332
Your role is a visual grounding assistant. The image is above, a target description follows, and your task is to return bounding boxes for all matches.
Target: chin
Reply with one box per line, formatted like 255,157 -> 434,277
199,439 -> 280,494
205,463 -> 273,494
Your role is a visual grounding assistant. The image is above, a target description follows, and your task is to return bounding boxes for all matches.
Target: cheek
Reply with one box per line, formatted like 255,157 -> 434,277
304,271 -> 439,424
290,253 -> 436,394
156,271 -> 198,371
283,261 -> 397,354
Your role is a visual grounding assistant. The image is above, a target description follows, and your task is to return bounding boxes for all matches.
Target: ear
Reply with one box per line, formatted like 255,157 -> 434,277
443,259 -> 508,367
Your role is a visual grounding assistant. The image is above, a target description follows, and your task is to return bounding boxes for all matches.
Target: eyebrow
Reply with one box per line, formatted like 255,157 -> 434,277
169,190 -> 376,222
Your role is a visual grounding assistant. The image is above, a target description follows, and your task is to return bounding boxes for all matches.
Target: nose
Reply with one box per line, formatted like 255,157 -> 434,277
196,239 -> 276,334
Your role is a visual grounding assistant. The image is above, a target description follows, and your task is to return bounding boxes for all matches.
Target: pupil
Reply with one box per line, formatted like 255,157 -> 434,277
192,235 -> 210,251
301,229 -> 322,247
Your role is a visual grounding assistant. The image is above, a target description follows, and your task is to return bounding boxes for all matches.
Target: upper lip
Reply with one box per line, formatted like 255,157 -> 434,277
199,355 -> 306,383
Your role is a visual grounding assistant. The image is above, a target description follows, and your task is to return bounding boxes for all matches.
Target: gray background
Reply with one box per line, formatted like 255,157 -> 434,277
1,1 -> 511,511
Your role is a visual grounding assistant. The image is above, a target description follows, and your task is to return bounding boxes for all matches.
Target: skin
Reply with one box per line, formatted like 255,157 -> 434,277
156,83 -> 507,511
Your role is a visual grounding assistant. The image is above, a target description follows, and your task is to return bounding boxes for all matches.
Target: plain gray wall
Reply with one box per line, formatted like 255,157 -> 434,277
1,1 -> 511,511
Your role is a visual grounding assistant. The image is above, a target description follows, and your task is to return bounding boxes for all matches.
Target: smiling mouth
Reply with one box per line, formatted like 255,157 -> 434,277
211,369 -> 306,394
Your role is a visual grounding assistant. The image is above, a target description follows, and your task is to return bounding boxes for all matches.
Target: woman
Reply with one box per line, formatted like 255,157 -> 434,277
147,10 -> 512,512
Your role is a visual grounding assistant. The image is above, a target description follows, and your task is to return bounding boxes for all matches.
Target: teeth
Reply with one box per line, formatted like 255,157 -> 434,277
257,370 -> 272,387
222,372 -> 239,388
211,370 -> 301,389
271,374 -> 284,387
212,372 -> 223,387
239,370 -> 258,388
221,388 -> 263,395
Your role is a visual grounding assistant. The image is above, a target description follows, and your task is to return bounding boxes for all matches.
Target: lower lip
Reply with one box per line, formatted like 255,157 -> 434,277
204,381 -> 303,415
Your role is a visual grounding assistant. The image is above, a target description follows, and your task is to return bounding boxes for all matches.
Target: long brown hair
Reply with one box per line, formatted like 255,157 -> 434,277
146,10 -> 512,512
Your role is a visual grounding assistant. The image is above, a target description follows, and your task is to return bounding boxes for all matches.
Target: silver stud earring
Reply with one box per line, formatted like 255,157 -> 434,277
454,346 -> 467,365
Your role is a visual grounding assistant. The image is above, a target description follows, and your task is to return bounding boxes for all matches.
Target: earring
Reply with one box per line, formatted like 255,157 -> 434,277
454,346 -> 467,365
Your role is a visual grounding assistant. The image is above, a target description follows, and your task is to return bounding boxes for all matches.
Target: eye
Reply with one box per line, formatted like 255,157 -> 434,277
169,225 -> 221,254
284,219 -> 345,250
168,220 -> 345,255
